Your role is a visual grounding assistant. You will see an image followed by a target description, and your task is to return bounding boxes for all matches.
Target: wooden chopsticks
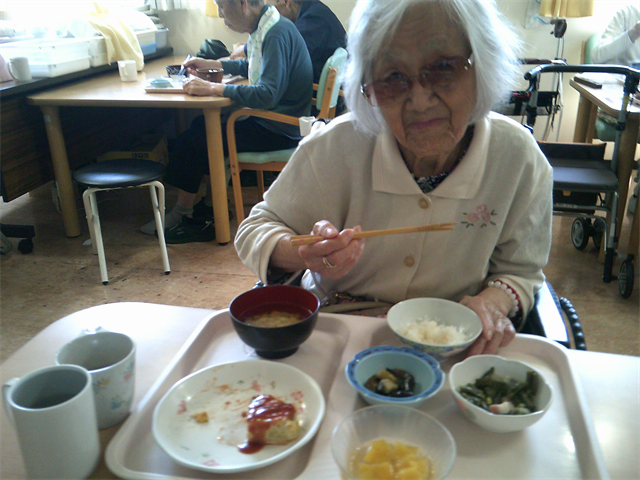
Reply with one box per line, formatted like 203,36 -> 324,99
289,222 -> 457,246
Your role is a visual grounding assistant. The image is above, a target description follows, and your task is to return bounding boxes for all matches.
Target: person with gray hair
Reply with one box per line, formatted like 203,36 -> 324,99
231,0 -> 347,84
140,0 -> 312,243
235,0 -> 553,356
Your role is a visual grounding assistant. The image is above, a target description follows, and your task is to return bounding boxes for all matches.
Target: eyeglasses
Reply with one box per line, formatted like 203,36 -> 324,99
361,54 -> 473,106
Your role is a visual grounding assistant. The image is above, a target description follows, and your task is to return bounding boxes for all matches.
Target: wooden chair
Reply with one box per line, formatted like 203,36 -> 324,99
227,47 -> 348,223
313,47 -> 348,118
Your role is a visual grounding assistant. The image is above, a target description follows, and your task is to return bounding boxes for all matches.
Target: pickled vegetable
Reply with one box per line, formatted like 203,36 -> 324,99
457,367 -> 539,415
364,368 -> 416,397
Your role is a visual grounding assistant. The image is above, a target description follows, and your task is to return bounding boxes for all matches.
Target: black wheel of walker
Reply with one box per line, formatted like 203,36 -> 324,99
618,258 -> 635,299
17,238 -> 34,254
591,217 -> 606,250
571,218 -> 591,250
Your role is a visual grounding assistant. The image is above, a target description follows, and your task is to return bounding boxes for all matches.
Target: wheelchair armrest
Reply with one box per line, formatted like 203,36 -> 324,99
521,282 -> 586,350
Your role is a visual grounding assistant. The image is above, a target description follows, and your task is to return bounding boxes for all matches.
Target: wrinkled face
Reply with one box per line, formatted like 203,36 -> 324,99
371,3 -> 477,163
216,0 -> 249,33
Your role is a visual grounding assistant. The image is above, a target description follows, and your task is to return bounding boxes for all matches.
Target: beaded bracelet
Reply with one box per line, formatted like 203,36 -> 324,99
486,280 -> 520,318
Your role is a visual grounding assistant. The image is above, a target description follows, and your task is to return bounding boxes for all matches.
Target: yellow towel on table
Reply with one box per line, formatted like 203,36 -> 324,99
86,4 -> 144,71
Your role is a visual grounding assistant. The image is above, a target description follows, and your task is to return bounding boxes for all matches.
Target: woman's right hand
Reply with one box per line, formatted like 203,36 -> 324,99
297,221 -> 365,279
183,57 -> 222,76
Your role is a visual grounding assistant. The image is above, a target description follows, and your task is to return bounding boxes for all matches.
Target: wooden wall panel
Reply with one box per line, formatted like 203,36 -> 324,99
1,99 -> 168,201
0,97 -> 52,200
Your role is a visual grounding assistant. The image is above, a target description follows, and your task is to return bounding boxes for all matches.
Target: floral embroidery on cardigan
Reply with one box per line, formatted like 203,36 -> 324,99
461,204 -> 497,228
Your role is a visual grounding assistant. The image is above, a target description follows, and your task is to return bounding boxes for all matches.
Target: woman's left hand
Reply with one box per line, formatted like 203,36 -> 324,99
182,76 -> 224,97
460,290 -> 516,356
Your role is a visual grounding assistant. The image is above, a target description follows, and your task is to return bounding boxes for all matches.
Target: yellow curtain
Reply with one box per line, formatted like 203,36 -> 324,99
539,0 -> 594,18
205,0 -> 219,17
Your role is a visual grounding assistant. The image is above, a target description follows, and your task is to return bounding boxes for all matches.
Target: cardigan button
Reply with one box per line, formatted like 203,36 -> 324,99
404,256 -> 415,267
419,198 -> 429,209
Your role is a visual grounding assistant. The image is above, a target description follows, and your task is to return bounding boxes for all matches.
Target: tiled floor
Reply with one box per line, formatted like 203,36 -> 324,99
1,182 -> 638,363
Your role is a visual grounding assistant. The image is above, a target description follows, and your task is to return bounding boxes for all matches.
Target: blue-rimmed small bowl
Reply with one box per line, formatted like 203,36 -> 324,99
346,346 -> 444,407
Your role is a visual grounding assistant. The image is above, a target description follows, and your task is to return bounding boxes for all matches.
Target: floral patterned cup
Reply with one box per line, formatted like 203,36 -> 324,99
56,328 -> 135,429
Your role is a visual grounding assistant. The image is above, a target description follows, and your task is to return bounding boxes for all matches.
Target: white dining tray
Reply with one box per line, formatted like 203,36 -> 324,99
144,75 -> 243,93
105,311 -> 609,480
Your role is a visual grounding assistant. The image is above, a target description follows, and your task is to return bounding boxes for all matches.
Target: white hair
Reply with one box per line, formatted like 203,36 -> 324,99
343,0 -> 523,136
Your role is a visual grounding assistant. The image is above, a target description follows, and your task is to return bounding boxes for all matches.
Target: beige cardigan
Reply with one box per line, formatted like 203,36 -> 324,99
235,112 -> 553,315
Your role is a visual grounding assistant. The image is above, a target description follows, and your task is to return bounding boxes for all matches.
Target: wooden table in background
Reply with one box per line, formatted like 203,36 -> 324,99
570,78 -> 640,247
28,57 -> 236,244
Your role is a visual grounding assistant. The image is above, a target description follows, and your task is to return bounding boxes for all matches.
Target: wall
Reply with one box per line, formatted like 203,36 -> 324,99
2,0 -> 637,141
159,0 -> 637,145
497,0 -> 637,143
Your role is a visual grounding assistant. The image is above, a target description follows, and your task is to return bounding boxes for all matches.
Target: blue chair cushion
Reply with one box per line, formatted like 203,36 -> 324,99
595,117 -> 617,142
237,148 -> 296,165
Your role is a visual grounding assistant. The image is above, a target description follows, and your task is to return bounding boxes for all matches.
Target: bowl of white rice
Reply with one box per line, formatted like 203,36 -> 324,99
387,298 -> 483,360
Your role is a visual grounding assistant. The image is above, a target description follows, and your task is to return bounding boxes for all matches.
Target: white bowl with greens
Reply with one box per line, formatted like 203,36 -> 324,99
449,355 -> 553,433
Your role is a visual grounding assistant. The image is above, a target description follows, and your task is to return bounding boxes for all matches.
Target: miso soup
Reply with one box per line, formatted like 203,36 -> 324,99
241,303 -> 311,328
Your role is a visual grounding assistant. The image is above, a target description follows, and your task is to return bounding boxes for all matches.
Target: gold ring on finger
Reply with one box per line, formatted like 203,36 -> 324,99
322,256 -> 336,269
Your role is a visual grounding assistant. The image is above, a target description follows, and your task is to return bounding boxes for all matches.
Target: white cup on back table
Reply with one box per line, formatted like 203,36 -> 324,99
56,327 -> 136,429
299,116 -> 316,136
8,56 -> 32,82
3,364 -> 100,479
117,59 -> 137,82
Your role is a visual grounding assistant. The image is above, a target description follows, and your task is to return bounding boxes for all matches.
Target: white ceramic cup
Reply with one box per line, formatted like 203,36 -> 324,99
299,116 -> 316,136
3,364 -> 100,479
117,59 -> 137,82
56,328 -> 136,429
8,56 -> 32,82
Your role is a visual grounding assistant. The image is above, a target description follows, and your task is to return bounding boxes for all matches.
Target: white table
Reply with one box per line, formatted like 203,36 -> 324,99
1,303 -> 638,479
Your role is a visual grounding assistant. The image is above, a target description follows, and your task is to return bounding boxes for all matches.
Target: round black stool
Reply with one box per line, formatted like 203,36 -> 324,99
73,159 -> 170,284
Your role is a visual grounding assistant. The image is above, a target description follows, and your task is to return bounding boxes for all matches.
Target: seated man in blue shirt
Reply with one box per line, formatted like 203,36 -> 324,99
141,0 -> 313,243
231,0 -> 346,84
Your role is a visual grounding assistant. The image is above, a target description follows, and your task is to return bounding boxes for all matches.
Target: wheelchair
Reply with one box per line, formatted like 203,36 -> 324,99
524,63 -> 640,284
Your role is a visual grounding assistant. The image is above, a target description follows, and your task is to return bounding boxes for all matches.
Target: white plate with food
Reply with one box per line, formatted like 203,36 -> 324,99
152,359 -> 325,473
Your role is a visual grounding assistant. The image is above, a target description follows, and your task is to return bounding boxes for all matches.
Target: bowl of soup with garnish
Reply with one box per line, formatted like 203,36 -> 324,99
229,285 -> 320,359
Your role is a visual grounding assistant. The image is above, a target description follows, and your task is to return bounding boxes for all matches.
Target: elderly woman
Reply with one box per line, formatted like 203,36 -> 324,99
235,0 -> 553,356
140,0 -> 312,243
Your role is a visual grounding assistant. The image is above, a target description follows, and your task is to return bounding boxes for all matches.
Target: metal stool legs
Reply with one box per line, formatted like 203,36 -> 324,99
82,188 -> 108,283
148,181 -> 170,277
81,181 -> 170,285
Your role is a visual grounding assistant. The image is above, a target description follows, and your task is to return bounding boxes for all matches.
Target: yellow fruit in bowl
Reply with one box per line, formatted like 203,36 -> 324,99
353,438 -> 434,480
359,461 -> 394,480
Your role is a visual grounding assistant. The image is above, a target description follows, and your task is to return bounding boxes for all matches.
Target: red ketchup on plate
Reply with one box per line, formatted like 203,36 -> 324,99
238,394 -> 297,454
